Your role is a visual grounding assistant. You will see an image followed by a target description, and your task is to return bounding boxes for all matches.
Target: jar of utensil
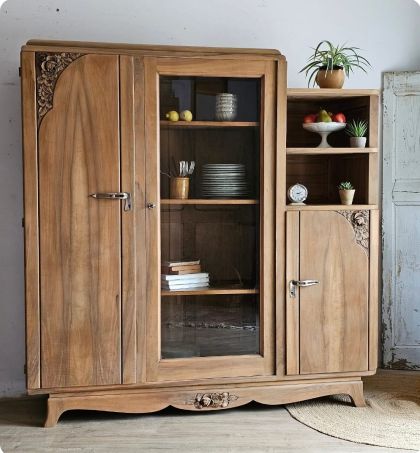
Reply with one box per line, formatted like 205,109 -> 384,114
169,160 -> 195,199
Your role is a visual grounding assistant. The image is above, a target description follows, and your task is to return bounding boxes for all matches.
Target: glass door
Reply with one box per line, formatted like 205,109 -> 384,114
145,57 -> 277,381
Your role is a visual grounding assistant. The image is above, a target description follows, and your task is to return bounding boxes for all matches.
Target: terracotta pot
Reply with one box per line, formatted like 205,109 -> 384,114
339,189 -> 355,205
170,177 -> 189,199
350,137 -> 367,148
316,69 -> 345,89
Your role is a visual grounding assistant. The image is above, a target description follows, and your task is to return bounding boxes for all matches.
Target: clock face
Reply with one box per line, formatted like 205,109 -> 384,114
288,183 -> 308,204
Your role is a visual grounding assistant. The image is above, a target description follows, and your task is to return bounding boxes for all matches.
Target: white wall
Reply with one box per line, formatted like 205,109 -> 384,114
0,0 -> 419,397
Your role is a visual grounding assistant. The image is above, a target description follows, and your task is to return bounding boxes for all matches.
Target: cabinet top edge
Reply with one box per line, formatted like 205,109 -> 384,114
22,39 -> 284,59
288,88 -> 380,97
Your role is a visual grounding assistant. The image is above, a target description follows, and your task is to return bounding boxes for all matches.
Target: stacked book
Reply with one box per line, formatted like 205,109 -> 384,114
161,260 -> 209,291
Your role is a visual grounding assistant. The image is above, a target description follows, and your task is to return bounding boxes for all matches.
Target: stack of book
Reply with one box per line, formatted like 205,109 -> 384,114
161,259 -> 209,291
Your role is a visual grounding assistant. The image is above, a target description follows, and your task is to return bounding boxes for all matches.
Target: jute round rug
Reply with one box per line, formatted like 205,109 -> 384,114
286,373 -> 420,451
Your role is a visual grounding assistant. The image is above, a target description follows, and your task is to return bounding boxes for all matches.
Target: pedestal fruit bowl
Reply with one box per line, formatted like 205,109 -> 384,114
302,122 -> 346,147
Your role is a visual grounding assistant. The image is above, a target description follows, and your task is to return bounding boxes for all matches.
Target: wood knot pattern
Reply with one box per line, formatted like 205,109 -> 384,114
36,52 -> 81,126
189,392 -> 239,409
336,210 -> 369,256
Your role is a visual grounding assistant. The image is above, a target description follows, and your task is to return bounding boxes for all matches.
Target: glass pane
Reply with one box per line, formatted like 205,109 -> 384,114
159,75 -> 262,358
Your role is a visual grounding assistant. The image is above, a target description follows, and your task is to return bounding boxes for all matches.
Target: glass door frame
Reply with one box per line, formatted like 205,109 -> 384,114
144,56 -> 276,382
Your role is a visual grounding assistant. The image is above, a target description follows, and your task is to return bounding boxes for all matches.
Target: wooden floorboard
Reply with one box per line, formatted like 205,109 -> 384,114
0,372 -> 414,452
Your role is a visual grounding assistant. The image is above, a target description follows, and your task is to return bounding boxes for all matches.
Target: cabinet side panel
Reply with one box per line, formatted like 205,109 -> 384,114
39,54 -> 122,387
369,210 -> 379,370
299,211 -> 369,374
21,51 -> 40,389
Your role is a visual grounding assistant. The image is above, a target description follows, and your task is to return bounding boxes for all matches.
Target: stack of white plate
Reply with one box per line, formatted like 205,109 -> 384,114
201,164 -> 249,198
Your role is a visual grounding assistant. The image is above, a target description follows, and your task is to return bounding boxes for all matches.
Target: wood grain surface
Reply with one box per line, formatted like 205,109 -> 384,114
38,54 -> 122,388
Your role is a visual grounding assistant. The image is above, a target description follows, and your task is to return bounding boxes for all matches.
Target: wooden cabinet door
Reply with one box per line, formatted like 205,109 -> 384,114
34,53 -> 134,388
286,210 -> 371,375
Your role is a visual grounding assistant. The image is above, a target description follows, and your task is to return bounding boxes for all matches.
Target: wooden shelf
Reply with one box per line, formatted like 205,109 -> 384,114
286,204 -> 378,211
287,88 -> 380,99
160,120 -> 259,129
287,147 -> 378,155
161,287 -> 259,296
161,199 -> 259,205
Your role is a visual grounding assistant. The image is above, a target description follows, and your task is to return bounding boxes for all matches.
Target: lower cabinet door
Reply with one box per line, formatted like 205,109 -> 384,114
286,210 -> 370,375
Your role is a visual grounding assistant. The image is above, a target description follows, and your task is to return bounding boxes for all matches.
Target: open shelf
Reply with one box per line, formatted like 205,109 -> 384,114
287,147 -> 378,155
286,204 -> 378,211
162,286 -> 259,296
161,199 -> 259,205
287,88 -> 380,99
160,121 -> 259,128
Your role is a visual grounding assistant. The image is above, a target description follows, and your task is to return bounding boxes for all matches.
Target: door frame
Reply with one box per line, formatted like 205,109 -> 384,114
144,56 -> 277,382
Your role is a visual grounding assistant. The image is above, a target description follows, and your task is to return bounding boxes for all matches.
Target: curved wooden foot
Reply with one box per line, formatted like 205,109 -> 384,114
44,397 -> 64,428
348,381 -> 366,407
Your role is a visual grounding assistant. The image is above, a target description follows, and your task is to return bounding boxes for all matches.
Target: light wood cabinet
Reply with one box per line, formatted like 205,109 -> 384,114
21,40 -> 379,427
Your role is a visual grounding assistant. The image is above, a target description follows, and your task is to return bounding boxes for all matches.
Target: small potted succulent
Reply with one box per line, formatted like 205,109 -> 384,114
346,119 -> 368,148
338,181 -> 355,205
300,41 -> 371,88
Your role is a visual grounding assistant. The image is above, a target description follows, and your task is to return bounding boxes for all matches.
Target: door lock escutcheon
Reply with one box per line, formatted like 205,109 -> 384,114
89,192 -> 132,211
289,279 -> 320,298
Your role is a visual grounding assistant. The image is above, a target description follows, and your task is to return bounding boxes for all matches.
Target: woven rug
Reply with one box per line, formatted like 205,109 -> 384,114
286,373 -> 420,451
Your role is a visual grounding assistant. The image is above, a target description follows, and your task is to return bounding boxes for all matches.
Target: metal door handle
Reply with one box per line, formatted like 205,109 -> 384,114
289,279 -> 319,298
89,192 -> 132,211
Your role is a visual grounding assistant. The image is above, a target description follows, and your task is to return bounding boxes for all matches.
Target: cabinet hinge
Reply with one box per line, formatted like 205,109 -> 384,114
18,67 -> 22,77
23,364 -> 27,375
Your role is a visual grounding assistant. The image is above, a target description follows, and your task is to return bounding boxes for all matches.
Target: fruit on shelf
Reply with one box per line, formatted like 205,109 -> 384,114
317,109 -> 332,123
180,110 -> 193,121
333,112 -> 346,123
303,113 -> 317,123
166,111 -> 179,122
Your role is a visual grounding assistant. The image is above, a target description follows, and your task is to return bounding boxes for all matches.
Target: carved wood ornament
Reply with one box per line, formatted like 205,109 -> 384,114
188,392 -> 239,409
36,52 -> 81,126
337,210 -> 369,256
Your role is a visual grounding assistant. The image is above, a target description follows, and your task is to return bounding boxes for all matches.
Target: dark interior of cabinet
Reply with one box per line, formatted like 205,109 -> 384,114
287,96 -> 371,147
161,205 -> 259,288
160,128 -> 260,199
286,154 -> 369,204
161,294 -> 259,358
160,76 -> 260,121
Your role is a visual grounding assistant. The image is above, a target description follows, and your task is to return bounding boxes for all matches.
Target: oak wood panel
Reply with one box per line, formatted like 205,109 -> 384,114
21,51 -> 40,389
43,379 -> 364,427
120,55 -> 136,384
287,88 -> 379,99
38,54 -> 122,388
286,147 -> 378,155
161,199 -> 259,205
134,57 -> 148,383
285,212 -> 299,375
286,205 -> 378,211
160,121 -> 259,128
369,210 -> 379,370
299,211 -> 369,374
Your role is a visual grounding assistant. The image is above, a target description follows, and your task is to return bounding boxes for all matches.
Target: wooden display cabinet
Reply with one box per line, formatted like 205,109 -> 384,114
21,40 -> 378,427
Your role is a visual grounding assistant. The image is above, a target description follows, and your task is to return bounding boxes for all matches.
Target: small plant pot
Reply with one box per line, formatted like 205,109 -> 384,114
170,177 -> 189,199
339,189 -> 355,205
350,136 -> 367,148
316,69 -> 345,89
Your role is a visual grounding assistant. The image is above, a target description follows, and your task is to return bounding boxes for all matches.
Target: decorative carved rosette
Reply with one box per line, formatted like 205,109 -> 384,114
36,52 -> 81,126
337,210 -> 369,256
188,392 -> 239,409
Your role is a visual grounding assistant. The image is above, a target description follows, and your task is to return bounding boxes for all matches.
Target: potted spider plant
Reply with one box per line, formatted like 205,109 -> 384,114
338,181 -> 355,205
300,41 -> 371,88
346,119 -> 368,148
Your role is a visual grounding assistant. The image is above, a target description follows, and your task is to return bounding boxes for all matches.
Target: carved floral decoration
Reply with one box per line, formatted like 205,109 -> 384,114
188,392 -> 239,409
337,210 -> 369,255
36,52 -> 81,126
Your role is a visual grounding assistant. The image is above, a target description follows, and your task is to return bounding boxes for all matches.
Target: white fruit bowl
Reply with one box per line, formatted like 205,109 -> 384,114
302,122 -> 346,148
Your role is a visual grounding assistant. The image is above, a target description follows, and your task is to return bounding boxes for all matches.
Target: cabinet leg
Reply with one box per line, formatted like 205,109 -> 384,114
348,381 -> 366,407
44,397 -> 63,428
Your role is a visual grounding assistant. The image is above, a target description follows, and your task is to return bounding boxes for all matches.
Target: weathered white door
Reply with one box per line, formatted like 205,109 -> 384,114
383,71 -> 420,370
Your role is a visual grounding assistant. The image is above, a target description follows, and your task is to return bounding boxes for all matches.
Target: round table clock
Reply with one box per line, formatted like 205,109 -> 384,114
287,183 -> 308,205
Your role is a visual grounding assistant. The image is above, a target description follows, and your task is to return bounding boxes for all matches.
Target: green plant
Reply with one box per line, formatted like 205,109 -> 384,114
300,41 -> 371,87
338,181 -> 354,190
345,119 -> 368,137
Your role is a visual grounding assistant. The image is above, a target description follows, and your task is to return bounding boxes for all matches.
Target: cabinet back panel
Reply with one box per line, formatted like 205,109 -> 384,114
38,54 -> 122,388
